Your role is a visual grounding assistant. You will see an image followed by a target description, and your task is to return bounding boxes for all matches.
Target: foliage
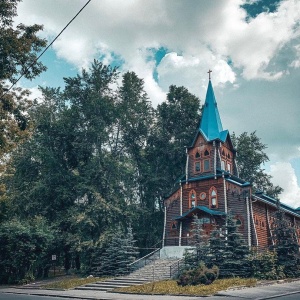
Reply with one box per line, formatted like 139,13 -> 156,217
183,215 -> 210,269
0,217 -> 54,284
177,263 -> 219,286
185,213 -> 250,278
270,206 -> 300,278
249,250 -> 284,280
231,131 -> 283,198
0,0 -> 47,160
91,226 -> 139,277
220,213 -> 251,278
44,276 -> 107,290
114,278 -> 257,296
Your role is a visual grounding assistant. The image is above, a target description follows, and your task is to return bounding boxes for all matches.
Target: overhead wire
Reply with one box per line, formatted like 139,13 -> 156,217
1,0 -> 92,99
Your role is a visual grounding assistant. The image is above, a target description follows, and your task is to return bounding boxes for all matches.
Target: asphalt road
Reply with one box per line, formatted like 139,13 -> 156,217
0,294 -> 75,300
266,293 -> 300,300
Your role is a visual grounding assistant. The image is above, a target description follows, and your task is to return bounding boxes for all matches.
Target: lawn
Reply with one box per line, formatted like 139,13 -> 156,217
43,276 -> 108,290
113,278 -> 257,296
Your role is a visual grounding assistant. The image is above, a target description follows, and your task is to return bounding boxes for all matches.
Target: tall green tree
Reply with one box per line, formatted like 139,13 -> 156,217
146,85 -> 201,201
232,131 -> 283,198
6,61 -> 127,274
142,85 -> 201,248
0,0 -> 47,159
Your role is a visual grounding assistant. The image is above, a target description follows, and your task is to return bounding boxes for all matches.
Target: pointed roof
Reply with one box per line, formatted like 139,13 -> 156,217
199,80 -> 228,142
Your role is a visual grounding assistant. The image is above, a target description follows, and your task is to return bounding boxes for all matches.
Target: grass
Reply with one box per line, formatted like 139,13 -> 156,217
43,276 -> 108,290
114,277 -> 257,296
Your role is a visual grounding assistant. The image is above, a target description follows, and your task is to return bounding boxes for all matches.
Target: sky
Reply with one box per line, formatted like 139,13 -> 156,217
14,0 -> 300,208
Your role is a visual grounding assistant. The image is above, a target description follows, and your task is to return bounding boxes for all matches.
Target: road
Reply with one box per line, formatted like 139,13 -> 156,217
0,293 -> 75,300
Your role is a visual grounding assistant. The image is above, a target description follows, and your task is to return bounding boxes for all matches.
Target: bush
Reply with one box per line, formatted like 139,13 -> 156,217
249,250 -> 285,280
177,263 -> 219,286
0,218 -> 54,284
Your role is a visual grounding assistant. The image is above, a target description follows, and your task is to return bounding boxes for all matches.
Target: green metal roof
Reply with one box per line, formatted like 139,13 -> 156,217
199,80 -> 228,142
175,205 -> 226,220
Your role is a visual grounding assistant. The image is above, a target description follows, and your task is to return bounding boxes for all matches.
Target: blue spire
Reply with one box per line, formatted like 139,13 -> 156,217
199,80 -> 228,142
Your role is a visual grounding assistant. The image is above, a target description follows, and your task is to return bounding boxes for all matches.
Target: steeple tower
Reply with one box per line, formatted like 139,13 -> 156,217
186,72 -> 237,179
199,76 -> 228,142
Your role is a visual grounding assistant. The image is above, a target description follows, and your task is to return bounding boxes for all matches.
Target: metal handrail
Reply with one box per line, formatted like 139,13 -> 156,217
127,248 -> 160,272
169,258 -> 184,278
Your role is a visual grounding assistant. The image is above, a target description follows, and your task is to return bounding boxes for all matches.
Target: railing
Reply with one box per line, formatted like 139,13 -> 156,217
127,248 -> 160,272
163,237 -> 192,246
169,258 -> 184,279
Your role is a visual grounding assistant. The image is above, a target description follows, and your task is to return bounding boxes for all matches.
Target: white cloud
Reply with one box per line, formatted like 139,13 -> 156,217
14,0 -> 300,185
14,0 -> 300,95
270,162 -> 300,208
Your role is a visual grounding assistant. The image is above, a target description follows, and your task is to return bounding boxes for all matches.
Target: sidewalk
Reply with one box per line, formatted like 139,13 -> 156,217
1,279 -> 300,300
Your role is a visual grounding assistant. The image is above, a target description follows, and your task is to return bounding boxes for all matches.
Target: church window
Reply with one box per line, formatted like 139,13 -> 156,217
204,160 -> 210,171
195,152 -> 200,158
227,163 -> 231,173
221,160 -> 225,170
209,187 -> 218,208
204,149 -> 209,156
199,217 -> 210,224
189,190 -> 197,208
195,162 -> 201,172
222,149 -> 225,157
171,222 -> 177,230
200,192 -> 206,200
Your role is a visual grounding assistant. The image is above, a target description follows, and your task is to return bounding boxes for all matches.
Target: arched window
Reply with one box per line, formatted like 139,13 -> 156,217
204,149 -> 210,156
221,160 -> 225,170
195,152 -> 200,158
189,190 -> 197,208
222,149 -> 225,157
171,222 -> 177,230
209,187 -> 218,208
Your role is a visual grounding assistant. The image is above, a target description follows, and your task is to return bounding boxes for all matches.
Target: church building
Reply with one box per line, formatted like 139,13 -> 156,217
162,74 -> 300,252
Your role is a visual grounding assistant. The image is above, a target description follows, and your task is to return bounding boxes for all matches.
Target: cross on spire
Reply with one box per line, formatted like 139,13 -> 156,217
208,69 -> 212,80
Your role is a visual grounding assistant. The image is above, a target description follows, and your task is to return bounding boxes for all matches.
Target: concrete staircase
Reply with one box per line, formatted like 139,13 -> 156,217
75,258 -> 181,292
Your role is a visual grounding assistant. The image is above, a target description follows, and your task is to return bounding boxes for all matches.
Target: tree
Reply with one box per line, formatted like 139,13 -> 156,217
0,0 -> 47,159
0,217 -> 54,284
146,85 -> 201,204
231,131 -> 283,198
92,226 -> 138,276
184,215 -> 209,269
220,213 -> 250,278
271,203 -> 300,278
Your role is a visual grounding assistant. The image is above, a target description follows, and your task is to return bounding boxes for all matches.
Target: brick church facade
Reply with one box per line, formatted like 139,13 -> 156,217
163,77 -> 300,250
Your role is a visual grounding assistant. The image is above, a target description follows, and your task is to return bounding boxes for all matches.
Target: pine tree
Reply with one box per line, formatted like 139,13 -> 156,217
219,213 -> 250,277
92,226 -> 139,277
208,228 -> 225,269
271,204 -> 300,278
183,215 -> 209,269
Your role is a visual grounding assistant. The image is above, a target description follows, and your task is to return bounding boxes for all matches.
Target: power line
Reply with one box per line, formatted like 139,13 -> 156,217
1,0 -> 92,98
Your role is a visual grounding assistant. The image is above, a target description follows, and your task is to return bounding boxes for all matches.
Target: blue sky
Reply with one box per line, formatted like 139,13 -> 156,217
16,0 -> 300,207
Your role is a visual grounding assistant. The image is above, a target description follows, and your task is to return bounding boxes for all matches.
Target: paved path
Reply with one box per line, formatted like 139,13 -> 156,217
1,279 -> 300,300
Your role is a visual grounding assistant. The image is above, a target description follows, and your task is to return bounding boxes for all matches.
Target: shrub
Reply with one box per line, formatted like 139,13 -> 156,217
177,263 -> 219,286
250,250 -> 285,280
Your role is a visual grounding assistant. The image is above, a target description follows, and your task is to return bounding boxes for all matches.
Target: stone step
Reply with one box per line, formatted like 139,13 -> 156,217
79,257 -> 182,292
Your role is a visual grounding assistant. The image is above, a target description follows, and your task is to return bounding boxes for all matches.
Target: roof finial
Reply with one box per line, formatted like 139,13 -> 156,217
208,69 -> 212,81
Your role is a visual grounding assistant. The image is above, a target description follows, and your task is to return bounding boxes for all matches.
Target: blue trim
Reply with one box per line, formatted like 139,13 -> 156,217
175,205 -> 226,220
226,178 -> 251,187
254,192 -> 300,216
